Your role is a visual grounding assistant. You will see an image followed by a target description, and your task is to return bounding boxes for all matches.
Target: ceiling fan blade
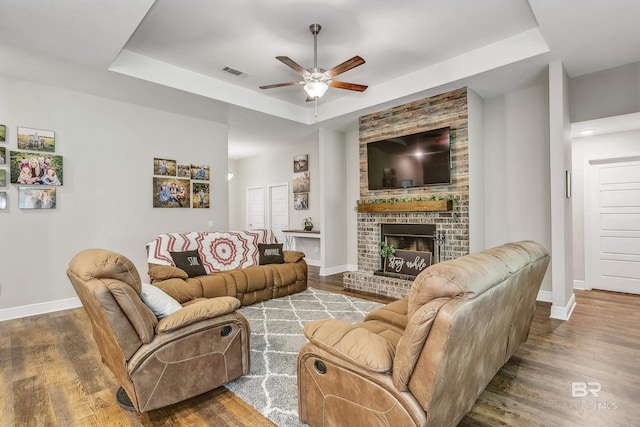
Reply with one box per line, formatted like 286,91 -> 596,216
330,81 -> 368,92
326,56 -> 365,78
276,56 -> 308,75
259,81 -> 303,90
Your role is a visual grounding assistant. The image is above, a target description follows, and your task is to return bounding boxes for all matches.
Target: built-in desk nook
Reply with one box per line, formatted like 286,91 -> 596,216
282,230 -> 320,266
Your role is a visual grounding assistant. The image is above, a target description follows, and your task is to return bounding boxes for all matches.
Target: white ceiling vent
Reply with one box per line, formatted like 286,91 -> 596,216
222,66 -> 249,78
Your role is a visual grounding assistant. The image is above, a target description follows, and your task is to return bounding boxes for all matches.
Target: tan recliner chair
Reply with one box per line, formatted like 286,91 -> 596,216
67,249 -> 250,412
298,241 -> 550,427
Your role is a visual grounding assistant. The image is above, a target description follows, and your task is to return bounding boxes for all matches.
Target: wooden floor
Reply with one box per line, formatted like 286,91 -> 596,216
1,267 -> 639,426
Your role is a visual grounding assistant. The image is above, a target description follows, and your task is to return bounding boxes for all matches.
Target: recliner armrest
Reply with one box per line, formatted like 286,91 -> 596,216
303,319 -> 395,373
157,296 -> 241,333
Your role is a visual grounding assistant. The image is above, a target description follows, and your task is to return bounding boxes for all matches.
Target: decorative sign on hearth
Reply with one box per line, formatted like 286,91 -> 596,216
385,250 -> 432,276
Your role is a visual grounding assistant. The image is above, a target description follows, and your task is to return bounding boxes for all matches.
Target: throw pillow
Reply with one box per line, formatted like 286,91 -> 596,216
170,250 -> 207,278
259,243 -> 285,265
140,283 -> 182,319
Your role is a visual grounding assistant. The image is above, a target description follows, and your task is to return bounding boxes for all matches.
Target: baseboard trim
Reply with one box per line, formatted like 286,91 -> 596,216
0,297 -> 82,322
305,258 -> 321,267
573,279 -> 587,290
319,264 -> 350,276
550,293 -> 576,321
536,290 -> 553,303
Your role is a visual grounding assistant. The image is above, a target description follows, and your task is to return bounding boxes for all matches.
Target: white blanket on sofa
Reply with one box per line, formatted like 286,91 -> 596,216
147,230 -> 276,273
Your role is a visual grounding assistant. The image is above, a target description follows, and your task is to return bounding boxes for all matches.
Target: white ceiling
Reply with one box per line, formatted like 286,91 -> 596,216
1,0 -> 639,158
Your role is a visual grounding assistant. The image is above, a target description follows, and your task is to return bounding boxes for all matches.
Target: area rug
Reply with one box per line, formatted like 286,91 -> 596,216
226,288 -> 383,426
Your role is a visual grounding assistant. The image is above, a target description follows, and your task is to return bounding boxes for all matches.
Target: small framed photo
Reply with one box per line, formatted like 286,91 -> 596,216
10,150 -> 63,185
294,192 -> 309,210
17,127 -> 55,152
294,154 -> 308,172
153,177 -> 190,208
0,146 -> 6,164
177,164 -> 191,178
193,182 -> 210,208
18,187 -> 56,209
0,124 -> 6,142
154,158 -> 176,176
293,171 -> 310,193
190,164 -> 210,180
0,191 -> 6,210
0,169 -> 6,186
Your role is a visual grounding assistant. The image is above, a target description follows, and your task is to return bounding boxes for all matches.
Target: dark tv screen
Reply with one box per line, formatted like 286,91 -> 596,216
366,127 -> 451,190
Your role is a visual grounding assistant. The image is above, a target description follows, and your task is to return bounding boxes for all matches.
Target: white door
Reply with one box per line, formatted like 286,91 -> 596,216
269,184 -> 289,243
588,158 -> 640,294
246,186 -> 265,230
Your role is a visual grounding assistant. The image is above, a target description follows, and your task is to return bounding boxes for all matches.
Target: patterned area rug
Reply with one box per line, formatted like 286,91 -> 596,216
226,288 -> 383,426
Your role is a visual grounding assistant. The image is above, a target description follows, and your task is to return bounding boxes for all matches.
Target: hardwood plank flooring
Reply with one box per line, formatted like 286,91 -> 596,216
1,267 -> 639,426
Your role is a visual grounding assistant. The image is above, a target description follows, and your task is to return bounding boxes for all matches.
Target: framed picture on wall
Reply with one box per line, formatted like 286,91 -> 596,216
294,154 -> 308,172
193,182 -> 210,208
18,187 -> 56,209
293,171 -> 310,193
0,146 -> 6,164
154,158 -> 177,176
0,191 -> 6,210
0,169 -> 6,186
177,164 -> 191,178
294,192 -> 309,210
10,150 -> 63,185
153,177 -> 190,208
0,124 -> 6,142
17,126 -> 55,152
190,164 -> 210,180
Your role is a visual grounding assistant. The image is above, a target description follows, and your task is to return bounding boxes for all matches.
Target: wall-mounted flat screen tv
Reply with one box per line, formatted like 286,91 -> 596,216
366,126 -> 451,190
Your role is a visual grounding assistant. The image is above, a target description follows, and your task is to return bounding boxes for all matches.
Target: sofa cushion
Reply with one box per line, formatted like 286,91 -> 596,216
170,250 -> 207,278
109,282 -> 158,344
258,243 -> 285,265
140,283 -> 182,319
283,250 -> 305,263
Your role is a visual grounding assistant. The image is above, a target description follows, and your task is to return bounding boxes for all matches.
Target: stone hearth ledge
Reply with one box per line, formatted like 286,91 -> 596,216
343,270 -> 413,299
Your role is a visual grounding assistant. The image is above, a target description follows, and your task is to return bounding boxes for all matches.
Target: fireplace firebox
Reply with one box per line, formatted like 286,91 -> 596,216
379,223 -> 444,278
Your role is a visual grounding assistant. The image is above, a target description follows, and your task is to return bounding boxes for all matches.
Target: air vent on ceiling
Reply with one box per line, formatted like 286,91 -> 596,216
222,66 -> 249,78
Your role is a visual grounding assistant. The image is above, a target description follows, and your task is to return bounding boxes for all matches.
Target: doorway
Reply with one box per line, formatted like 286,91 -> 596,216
269,183 -> 289,243
246,186 -> 265,229
586,156 -> 640,294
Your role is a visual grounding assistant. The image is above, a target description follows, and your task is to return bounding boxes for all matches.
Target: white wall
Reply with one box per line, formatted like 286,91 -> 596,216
228,135 -> 321,260
569,61 -> 640,122
467,88 -> 486,253
571,128 -> 640,284
319,128 -> 348,275
483,83 -> 552,292
0,75 -> 229,314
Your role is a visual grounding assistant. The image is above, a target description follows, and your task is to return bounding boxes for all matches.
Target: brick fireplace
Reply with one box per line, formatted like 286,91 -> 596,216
343,87 -> 470,298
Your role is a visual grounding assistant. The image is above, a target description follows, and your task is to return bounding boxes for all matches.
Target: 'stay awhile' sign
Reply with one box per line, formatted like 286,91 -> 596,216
385,250 -> 432,276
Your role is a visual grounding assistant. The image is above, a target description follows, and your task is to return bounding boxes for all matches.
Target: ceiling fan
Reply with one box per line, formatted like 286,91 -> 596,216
259,24 -> 367,101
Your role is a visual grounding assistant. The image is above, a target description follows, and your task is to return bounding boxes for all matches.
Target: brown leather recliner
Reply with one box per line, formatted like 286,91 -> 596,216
67,249 -> 250,412
297,241 -> 550,427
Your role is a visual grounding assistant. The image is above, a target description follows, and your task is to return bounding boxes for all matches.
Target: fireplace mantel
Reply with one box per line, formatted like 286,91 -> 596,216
356,199 -> 452,213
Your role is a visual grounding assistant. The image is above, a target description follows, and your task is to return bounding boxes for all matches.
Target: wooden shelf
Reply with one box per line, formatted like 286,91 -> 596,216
356,199 -> 452,213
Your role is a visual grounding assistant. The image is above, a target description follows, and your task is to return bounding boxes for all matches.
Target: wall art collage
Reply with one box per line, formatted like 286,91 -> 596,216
153,157 -> 211,209
293,154 -> 309,210
0,124 -> 62,210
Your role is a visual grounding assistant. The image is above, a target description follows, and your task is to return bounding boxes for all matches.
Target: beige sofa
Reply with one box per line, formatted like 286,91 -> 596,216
146,230 -> 308,306
298,241 -> 549,427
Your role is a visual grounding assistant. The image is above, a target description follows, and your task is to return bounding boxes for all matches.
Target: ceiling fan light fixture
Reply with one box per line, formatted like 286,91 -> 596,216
304,81 -> 329,99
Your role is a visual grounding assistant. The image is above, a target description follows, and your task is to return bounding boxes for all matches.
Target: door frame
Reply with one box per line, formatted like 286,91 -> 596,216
584,153 -> 640,291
